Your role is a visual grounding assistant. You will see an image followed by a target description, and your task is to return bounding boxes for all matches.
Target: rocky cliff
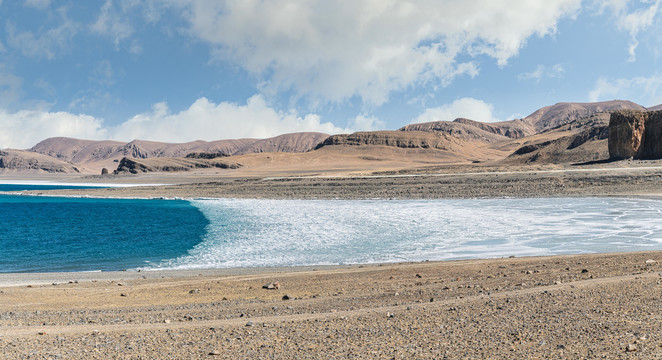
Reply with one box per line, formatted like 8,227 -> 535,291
608,110 -> 662,160
113,157 -> 241,174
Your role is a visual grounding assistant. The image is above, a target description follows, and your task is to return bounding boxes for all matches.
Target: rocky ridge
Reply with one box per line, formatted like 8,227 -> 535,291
314,131 -> 467,151
0,149 -> 81,173
6,100 -> 662,174
113,157 -> 242,174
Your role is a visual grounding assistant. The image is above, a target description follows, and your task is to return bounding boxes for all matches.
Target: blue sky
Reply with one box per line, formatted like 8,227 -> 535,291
1,0 -> 662,148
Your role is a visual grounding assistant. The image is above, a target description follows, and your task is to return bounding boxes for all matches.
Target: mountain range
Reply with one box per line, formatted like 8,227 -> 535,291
0,100 -> 658,174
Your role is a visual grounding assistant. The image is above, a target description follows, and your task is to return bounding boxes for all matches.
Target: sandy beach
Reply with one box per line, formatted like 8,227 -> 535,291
2,163 -> 662,358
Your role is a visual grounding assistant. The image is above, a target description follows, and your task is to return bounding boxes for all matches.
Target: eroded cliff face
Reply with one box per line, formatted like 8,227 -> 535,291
609,110 -> 662,160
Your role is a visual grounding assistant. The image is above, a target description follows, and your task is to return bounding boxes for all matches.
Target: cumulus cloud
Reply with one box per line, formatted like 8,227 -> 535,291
171,0 -> 580,105
111,95 -> 347,142
349,115 -> 385,132
412,98 -> 501,124
0,95 -> 355,149
0,110 -> 107,149
588,75 -> 662,106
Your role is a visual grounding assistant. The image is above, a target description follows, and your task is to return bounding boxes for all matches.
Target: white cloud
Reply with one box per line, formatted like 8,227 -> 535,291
0,95 -> 354,149
588,75 -> 662,106
596,0 -> 662,61
169,0 -> 580,106
6,11 -> 77,60
110,95 -> 346,142
0,110 -> 107,149
518,64 -> 565,81
91,0 -> 135,48
349,115 -> 385,132
412,98 -> 501,124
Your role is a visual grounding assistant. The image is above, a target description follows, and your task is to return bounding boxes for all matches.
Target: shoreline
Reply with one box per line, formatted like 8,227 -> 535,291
0,249 -> 654,286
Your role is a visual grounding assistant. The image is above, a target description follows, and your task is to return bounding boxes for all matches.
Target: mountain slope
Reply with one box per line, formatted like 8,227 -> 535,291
28,132 -> 328,172
521,100 -> 645,132
0,149 -> 81,173
399,118 -> 534,142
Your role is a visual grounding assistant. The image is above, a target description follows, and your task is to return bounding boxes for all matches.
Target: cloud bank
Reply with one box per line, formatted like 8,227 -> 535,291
0,95 -> 353,149
174,0 -> 580,105
412,98 -> 501,124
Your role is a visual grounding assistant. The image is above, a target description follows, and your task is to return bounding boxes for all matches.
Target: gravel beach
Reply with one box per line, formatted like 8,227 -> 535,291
1,252 -> 662,359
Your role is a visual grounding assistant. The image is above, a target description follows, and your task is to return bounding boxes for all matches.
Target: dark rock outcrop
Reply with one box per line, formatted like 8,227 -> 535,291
113,157 -> 241,174
185,152 -> 229,159
608,110 -> 662,160
315,131 -> 463,151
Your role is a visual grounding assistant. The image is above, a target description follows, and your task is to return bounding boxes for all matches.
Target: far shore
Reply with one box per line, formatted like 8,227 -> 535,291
2,161 -> 662,200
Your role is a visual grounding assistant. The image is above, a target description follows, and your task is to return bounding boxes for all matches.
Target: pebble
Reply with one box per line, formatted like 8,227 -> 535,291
626,343 -> 637,352
282,294 -> 290,300
646,259 -> 657,265
245,321 -> 254,327
209,350 -> 222,355
263,281 -> 280,290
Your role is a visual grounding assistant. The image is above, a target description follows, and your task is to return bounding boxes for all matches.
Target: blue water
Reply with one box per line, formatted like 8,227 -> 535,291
0,195 -> 208,272
2,192 -> 662,273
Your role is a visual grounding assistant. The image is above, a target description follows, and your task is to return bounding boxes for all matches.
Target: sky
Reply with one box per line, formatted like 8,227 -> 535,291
1,0 -> 662,149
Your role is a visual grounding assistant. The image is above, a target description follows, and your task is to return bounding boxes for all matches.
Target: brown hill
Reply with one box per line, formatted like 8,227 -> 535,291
521,100 -> 644,132
15,100 -> 662,176
315,131 -> 467,151
400,118 -> 534,142
503,125 -> 609,165
0,149 -> 81,173
236,132 -> 329,154
29,132 -> 328,172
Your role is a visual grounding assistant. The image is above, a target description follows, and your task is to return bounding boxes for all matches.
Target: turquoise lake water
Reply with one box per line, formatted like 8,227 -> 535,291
1,187 -> 662,273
